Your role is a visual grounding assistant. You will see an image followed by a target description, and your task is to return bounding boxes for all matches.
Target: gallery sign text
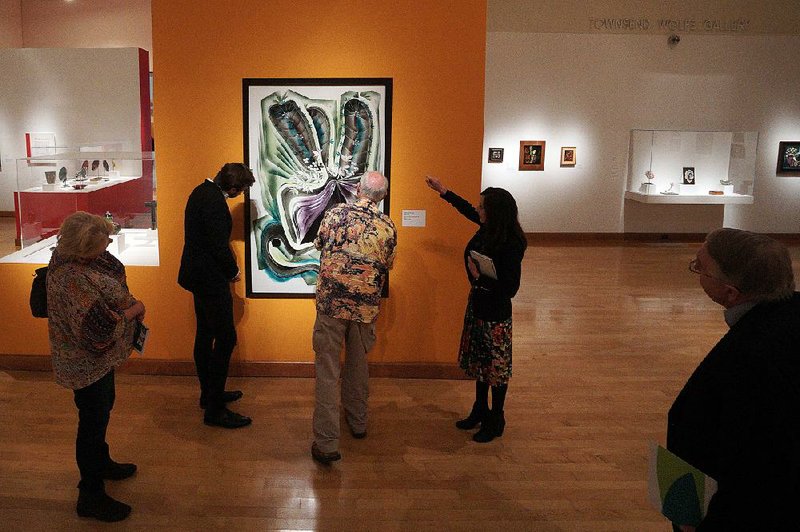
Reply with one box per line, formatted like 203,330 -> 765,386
588,18 -> 750,33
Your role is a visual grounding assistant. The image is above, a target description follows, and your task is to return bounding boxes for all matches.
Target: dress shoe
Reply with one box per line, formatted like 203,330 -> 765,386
311,442 -> 341,465
455,401 -> 489,430
199,390 -> 244,409
204,407 -> 252,429
101,460 -> 137,480
76,490 -> 131,522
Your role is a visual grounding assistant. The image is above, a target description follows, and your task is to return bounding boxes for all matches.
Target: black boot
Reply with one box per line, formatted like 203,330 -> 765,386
76,490 -> 131,522
455,380 -> 489,430
473,384 -> 508,443
494,410 -> 506,437
455,401 -> 488,430
101,460 -> 137,480
472,410 -> 502,443
490,383 -> 507,437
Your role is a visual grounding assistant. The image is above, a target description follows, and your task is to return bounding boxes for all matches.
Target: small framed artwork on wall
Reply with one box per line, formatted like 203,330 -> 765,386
560,146 -> 576,167
488,147 -> 504,163
519,140 -> 545,171
682,167 -> 696,185
777,141 -> 800,175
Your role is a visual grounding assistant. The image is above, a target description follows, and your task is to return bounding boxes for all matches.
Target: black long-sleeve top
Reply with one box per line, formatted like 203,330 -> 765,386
441,190 -> 525,321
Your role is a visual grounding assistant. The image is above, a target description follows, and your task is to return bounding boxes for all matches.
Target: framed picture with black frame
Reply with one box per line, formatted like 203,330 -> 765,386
243,77 -> 392,297
488,147 -> 504,163
777,141 -> 800,175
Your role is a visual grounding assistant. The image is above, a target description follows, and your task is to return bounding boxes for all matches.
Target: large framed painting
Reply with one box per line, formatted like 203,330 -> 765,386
777,141 -> 800,175
243,78 -> 392,297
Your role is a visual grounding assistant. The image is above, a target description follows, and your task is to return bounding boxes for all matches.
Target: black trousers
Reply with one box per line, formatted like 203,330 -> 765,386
192,291 -> 237,411
73,370 -> 115,492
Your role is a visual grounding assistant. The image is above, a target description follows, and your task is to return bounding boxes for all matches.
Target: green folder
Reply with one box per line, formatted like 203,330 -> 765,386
648,443 -> 718,527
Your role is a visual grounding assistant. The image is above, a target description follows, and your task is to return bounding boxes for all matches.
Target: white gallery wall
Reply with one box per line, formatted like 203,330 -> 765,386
18,0 -> 152,69
482,32 -> 800,234
0,47 -> 146,212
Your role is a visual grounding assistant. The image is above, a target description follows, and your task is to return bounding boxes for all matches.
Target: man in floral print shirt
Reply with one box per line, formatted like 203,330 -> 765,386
311,171 -> 396,464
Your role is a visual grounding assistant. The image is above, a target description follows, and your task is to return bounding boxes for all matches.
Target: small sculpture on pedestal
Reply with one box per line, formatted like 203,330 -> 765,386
661,182 -> 679,195
639,170 -> 655,194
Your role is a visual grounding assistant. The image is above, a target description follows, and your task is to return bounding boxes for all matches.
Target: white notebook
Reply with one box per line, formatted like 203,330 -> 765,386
469,250 -> 497,280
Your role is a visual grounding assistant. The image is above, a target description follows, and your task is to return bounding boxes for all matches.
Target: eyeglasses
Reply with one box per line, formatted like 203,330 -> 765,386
688,258 -> 740,291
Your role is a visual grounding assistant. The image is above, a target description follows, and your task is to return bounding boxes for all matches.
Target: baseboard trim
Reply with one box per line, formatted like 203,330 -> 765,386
526,232 -> 705,244
0,355 -> 467,380
526,232 -> 800,245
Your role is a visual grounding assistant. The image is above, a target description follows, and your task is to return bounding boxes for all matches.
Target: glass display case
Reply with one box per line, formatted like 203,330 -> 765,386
3,150 -> 158,265
625,130 -> 757,204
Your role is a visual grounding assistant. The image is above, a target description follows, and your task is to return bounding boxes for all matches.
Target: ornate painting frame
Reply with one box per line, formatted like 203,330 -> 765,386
243,77 -> 393,298
519,140 -> 545,171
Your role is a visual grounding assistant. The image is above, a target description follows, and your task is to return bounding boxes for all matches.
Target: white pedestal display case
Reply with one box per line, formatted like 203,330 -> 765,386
6,150 -> 158,266
625,130 -> 757,205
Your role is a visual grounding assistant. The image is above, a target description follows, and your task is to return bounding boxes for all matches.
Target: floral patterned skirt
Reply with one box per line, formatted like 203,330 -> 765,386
458,298 -> 512,386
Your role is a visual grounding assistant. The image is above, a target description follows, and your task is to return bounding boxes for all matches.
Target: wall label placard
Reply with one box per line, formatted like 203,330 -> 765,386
402,210 -> 426,227
588,17 -> 750,33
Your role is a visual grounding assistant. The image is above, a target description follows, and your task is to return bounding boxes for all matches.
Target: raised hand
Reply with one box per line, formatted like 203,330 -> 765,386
424,175 -> 448,195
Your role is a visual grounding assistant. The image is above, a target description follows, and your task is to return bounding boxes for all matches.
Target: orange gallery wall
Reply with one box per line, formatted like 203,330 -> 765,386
0,0 -> 487,367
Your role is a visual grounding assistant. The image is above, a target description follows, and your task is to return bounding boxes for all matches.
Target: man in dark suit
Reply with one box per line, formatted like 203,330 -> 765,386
668,229 -> 800,531
178,162 -> 255,429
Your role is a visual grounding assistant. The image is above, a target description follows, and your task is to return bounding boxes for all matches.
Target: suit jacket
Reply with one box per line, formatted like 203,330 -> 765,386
178,180 -> 238,295
667,292 -> 800,531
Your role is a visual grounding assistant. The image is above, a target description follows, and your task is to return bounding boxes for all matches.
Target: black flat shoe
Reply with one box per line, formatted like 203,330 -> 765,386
101,460 -> 137,480
311,442 -> 341,465
199,390 -> 244,409
76,490 -> 131,522
204,408 -> 252,429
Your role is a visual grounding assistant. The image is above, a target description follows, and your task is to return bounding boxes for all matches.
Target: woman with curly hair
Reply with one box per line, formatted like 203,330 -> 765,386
425,176 -> 527,443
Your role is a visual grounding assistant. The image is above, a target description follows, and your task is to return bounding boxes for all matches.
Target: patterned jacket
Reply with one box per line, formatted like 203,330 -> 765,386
47,249 -> 138,389
315,197 -> 397,323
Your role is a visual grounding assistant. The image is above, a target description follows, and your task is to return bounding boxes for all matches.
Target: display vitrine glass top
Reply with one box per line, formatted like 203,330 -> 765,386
13,151 -> 157,256
626,130 -> 757,204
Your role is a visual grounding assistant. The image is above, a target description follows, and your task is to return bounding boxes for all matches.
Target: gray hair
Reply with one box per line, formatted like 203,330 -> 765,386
359,171 -> 388,202
56,211 -> 113,260
705,228 -> 795,302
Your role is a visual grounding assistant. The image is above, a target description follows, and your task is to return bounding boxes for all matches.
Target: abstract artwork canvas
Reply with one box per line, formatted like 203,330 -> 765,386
243,78 -> 392,297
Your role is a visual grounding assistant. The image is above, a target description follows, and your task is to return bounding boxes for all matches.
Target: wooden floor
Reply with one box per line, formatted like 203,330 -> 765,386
1,243 -> 798,531
0,216 -> 17,258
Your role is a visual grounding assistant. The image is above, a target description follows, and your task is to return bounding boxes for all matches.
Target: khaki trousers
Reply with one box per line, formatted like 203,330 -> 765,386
312,312 -> 376,453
